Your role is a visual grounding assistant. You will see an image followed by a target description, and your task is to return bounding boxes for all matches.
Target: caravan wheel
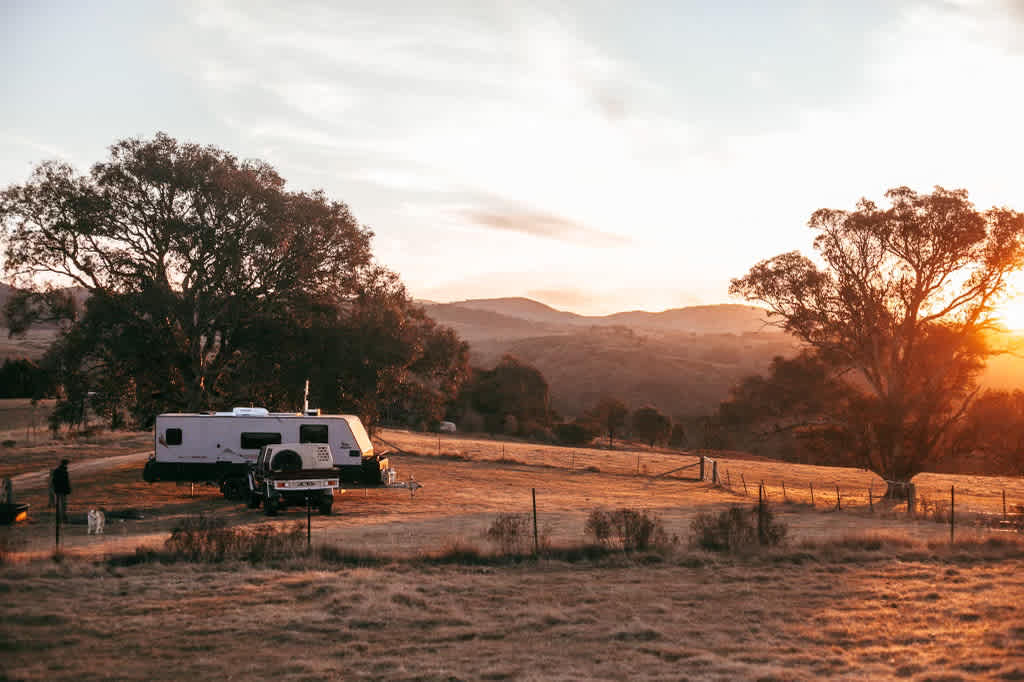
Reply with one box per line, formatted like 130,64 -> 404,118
221,478 -> 245,500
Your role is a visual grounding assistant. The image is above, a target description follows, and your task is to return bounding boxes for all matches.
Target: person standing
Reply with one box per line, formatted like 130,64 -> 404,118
52,459 -> 71,523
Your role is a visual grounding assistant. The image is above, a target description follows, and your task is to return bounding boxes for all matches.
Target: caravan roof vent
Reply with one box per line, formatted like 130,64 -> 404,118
232,407 -> 269,417
305,408 -> 321,416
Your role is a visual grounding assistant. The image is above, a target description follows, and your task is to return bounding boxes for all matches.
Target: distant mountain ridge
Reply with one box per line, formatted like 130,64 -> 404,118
417,296 -> 793,417
421,297 -> 772,338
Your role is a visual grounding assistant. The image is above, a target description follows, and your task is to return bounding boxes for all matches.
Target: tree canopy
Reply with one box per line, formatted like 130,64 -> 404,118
589,396 -> 629,448
730,186 -> 1024,488
1,133 -> 468,424
631,405 -> 671,448
460,355 -> 551,434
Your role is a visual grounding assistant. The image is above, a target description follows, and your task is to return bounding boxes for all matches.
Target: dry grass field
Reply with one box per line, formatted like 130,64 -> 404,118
2,551 -> 1023,681
1,425 -> 1023,680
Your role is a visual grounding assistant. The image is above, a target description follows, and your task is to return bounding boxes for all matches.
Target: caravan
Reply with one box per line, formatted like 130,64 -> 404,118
143,407 -> 382,498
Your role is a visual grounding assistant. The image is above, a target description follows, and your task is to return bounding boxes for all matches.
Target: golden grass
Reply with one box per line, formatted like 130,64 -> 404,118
2,427 -> 1021,561
382,428 -> 1024,519
1,427 -> 1023,679
1,552 -> 1023,680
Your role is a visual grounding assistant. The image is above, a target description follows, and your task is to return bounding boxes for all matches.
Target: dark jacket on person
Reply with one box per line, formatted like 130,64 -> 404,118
52,465 -> 71,496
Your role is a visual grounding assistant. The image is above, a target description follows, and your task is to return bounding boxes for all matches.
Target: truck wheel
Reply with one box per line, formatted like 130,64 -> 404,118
264,496 -> 278,516
222,478 -> 244,500
319,498 -> 333,515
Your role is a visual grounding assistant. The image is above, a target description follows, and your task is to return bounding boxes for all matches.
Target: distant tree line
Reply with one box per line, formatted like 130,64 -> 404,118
0,357 -> 51,399
449,354 -> 706,450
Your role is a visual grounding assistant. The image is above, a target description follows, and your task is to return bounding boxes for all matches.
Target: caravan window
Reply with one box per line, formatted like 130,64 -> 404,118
299,424 -> 329,443
240,432 -> 281,450
165,428 -> 182,446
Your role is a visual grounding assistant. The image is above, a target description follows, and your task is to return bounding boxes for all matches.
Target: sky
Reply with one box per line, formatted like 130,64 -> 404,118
2,0 -> 1024,315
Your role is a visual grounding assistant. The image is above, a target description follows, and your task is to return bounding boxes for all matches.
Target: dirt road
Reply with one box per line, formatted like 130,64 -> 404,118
10,451 -> 152,491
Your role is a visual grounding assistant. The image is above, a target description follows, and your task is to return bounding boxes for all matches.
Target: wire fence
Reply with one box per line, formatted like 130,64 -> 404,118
377,430 -> 1024,536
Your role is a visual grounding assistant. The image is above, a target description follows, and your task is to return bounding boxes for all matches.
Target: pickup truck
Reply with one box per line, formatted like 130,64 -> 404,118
247,444 -> 339,515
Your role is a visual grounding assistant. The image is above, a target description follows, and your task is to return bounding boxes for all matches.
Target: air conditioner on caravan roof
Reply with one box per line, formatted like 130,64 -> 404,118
230,407 -> 269,417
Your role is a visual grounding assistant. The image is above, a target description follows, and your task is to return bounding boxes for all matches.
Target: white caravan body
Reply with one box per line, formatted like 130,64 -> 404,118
154,408 -> 373,469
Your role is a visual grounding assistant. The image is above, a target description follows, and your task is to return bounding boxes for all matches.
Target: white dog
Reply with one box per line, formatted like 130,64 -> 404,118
87,509 -> 105,535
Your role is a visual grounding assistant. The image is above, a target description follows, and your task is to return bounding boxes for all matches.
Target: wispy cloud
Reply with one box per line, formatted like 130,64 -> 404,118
462,204 -> 629,246
95,0 -> 1024,313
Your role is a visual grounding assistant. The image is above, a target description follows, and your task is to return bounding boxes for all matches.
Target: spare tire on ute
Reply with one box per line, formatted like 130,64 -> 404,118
270,449 -> 302,473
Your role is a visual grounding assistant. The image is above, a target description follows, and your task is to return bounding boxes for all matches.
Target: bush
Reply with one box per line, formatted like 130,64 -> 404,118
164,514 -> 306,562
916,494 -> 950,523
585,508 -> 671,552
0,358 -> 51,399
485,513 -> 531,554
555,421 -> 596,446
520,420 -> 555,442
690,505 -> 787,552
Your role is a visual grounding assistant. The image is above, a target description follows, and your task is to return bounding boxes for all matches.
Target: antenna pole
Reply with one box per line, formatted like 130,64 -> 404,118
303,379 -> 310,413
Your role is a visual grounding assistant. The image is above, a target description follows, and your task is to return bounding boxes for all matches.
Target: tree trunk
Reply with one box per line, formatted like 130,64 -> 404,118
883,480 -> 913,499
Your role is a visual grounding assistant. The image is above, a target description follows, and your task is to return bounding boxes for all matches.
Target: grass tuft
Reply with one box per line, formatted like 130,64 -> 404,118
585,508 -> 675,552
690,505 -> 787,553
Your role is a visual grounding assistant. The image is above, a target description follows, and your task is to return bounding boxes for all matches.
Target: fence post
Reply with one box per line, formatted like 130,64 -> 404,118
950,485 -> 955,544
532,488 -> 539,556
712,460 -> 719,484
741,474 -> 749,497
907,483 -> 914,517
810,482 -> 814,507
699,456 -> 705,482
757,483 -> 766,545
761,480 -> 767,501
727,470 -> 731,490
782,481 -> 787,503
836,485 -> 841,511
869,484 -> 874,512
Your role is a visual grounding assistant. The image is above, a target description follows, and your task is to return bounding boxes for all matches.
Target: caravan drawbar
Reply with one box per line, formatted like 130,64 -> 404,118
143,407 -> 388,499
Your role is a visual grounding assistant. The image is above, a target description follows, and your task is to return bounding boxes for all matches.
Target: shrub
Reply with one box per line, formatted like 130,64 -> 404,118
164,514 -> 305,562
916,494 -> 950,523
585,508 -> 671,552
0,358 -> 51,399
555,421 -> 596,446
691,507 -> 754,552
691,505 -> 787,552
485,513 -> 531,554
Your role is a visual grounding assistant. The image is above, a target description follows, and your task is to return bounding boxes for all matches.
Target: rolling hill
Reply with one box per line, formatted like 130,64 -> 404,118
423,297 -> 771,336
422,297 -> 1024,419
421,297 -> 795,417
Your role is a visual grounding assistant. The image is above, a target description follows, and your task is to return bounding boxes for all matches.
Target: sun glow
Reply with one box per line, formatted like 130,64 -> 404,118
993,272 -> 1024,332
996,299 -> 1024,332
